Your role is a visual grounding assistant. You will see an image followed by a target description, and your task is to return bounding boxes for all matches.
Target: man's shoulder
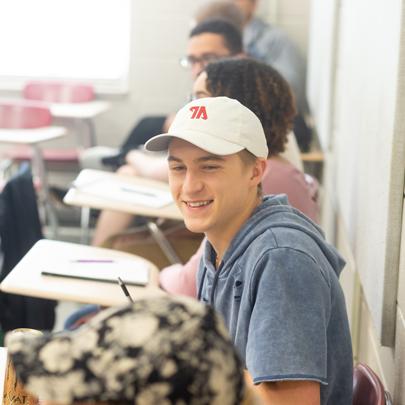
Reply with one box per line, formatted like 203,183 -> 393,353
248,229 -> 321,268
235,225 -> 320,277
240,217 -> 334,277
249,215 -> 321,252
247,17 -> 293,45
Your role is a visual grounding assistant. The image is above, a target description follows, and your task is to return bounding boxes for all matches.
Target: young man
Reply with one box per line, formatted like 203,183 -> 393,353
145,96 -> 353,405
180,18 -> 243,80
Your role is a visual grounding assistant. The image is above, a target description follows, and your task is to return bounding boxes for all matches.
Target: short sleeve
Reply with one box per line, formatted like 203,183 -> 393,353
246,248 -> 330,385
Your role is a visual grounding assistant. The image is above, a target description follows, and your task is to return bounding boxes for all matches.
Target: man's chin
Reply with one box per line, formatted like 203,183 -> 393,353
183,220 -> 208,234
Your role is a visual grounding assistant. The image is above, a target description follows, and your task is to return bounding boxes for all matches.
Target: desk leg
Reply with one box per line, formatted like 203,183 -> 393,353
80,206 -> 91,244
84,119 -> 97,147
73,119 -> 97,149
32,145 -> 58,238
146,221 -> 181,264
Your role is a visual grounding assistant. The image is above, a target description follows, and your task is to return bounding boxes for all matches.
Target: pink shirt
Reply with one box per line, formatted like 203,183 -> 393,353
159,158 -> 319,297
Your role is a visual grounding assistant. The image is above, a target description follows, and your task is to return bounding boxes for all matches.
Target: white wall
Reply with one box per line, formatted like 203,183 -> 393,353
95,0 -> 206,148
0,0 -> 311,153
308,0 -> 405,401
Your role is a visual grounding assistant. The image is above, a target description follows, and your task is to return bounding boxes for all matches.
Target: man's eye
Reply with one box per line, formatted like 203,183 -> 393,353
170,165 -> 185,172
203,165 -> 219,171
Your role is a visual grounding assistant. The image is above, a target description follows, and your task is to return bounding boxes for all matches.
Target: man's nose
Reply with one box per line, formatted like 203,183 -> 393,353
183,170 -> 203,194
191,62 -> 204,80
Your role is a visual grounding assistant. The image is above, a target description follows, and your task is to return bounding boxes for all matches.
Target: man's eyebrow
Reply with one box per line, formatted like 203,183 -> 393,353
168,155 -> 182,163
167,154 -> 226,163
197,155 -> 226,163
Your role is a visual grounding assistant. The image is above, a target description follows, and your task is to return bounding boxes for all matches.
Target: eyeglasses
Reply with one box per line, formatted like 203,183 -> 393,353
179,53 -> 223,69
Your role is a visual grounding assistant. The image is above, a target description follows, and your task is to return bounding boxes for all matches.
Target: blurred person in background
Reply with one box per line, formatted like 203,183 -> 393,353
195,0 -> 312,151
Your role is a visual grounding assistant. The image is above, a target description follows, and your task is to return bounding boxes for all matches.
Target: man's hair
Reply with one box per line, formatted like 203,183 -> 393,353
189,19 -> 243,55
205,58 -> 296,156
239,149 -> 263,197
194,1 -> 244,32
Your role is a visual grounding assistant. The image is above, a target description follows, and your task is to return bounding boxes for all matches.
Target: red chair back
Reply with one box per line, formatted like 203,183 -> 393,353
23,82 -> 94,103
353,363 -> 392,405
0,102 -> 51,129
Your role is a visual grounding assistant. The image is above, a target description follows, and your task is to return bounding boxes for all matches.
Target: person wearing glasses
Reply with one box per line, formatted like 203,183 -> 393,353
91,19 -> 245,248
180,19 -> 244,81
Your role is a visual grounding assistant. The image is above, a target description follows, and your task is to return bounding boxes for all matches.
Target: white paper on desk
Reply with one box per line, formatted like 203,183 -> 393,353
76,178 -> 173,208
42,260 -> 149,286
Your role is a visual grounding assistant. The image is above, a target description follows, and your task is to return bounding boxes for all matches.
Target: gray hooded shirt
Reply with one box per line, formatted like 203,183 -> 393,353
197,195 -> 353,405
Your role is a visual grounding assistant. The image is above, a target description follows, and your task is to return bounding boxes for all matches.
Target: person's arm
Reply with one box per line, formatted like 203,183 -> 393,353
244,370 -> 320,405
125,150 -> 168,182
159,240 -> 205,297
245,249 -> 330,399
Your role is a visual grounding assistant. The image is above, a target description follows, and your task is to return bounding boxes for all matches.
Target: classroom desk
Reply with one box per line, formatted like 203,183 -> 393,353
300,150 -> 325,163
64,169 -> 183,263
0,126 -> 67,236
64,169 -> 182,220
50,100 -> 110,147
49,100 -> 110,120
0,239 -> 165,307
301,149 -> 325,181
0,127 -> 66,144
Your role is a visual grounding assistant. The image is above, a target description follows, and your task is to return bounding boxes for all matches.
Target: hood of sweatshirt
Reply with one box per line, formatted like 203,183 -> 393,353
203,194 -> 345,279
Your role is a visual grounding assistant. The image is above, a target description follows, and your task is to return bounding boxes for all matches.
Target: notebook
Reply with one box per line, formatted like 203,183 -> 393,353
41,259 -> 149,286
73,177 -> 173,208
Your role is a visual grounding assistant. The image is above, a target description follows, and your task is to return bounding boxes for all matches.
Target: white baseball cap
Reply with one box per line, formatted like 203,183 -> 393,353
144,96 -> 268,158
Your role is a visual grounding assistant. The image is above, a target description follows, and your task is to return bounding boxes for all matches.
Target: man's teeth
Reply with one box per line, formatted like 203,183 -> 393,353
187,201 -> 211,207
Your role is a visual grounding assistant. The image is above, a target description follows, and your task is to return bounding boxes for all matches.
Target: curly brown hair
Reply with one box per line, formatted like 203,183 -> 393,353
204,57 -> 296,156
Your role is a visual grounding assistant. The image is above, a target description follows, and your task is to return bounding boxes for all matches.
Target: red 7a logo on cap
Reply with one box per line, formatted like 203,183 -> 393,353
190,106 -> 208,120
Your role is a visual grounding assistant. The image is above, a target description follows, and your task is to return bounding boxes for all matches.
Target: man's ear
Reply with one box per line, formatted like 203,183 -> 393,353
250,158 -> 267,186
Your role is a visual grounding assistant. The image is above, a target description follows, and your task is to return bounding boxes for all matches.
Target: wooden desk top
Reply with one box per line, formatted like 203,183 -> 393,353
301,150 -> 325,163
64,169 -> 183,220
0,240 -> 165,306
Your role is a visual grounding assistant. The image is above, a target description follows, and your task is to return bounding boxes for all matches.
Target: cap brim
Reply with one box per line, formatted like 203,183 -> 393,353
144,130 -> 244,156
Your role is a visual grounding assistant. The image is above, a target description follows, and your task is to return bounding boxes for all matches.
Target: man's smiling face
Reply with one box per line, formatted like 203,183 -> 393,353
168,138 -> 261,244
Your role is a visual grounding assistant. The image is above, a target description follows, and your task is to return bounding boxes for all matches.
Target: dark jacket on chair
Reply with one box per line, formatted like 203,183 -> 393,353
0,163 -> 55,332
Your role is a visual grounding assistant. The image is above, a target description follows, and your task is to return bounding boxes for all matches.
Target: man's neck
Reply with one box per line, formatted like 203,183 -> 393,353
207,195 -> 262,266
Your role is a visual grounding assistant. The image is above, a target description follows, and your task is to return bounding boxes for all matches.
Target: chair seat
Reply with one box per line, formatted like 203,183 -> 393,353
353,363 -> 392,405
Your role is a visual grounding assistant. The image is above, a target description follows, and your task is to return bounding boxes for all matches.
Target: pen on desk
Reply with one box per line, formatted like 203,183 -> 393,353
118,277 -> 134,303
120,186 -> 156,197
